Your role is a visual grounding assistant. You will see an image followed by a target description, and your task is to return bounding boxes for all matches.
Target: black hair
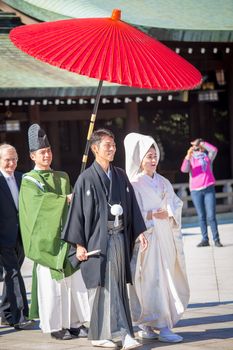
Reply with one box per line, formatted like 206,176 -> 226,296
90,128 -> 115,149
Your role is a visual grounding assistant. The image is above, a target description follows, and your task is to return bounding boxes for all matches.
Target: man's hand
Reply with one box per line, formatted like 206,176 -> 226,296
76,245 -> 88,261
138,233 -> 148,252
153,209 -> 169,220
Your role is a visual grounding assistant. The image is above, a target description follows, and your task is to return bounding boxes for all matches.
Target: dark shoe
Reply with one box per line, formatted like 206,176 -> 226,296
69,325 -> 88,338
14,319 -> 35,330
51,329 -> 73,340
215,240 -> 223,247
197,240 -> 210,247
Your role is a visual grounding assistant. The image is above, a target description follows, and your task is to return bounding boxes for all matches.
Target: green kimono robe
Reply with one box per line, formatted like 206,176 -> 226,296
19,169 -> 75,317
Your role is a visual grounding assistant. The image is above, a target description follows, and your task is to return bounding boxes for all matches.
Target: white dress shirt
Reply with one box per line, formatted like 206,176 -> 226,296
1,170 -> 19,209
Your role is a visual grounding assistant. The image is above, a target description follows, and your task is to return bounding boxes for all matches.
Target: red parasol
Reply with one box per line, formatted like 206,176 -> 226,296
10,9 -> 202,171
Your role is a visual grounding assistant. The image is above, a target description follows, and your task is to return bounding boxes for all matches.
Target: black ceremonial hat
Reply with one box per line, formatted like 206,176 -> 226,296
28,124 -> 50,152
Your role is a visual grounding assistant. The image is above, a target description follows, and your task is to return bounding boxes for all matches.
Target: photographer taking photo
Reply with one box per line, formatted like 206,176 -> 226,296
181,138 -> 223,247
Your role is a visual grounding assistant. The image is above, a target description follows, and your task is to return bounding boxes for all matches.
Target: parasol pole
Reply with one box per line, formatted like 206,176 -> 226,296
80,80 -> 103,173
80,10 -> 121,173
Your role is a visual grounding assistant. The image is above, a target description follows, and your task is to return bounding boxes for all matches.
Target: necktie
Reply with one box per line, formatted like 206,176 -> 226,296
7,175 -> 19,209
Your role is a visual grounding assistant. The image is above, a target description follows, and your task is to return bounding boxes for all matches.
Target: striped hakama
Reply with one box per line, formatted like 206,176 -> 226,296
88,227 -> 133,340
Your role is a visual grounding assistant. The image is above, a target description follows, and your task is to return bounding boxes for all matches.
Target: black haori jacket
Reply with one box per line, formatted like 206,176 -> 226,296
62,161 -> 146,289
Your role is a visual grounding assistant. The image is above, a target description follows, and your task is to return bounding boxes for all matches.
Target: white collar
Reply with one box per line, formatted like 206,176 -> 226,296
1,169 -> 14,179
105,167 -> 111,179
34,166 -> 51,171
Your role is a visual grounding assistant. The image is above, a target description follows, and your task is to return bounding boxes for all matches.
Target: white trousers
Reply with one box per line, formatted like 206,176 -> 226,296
37,265 -> 90,333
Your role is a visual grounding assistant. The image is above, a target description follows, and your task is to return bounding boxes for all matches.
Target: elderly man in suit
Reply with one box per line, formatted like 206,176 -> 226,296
0,144 -> 33,329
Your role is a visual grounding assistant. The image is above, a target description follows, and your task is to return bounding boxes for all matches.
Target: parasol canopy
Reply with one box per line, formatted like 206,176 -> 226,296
9,9 -> 202,171
10,9 -> 202,91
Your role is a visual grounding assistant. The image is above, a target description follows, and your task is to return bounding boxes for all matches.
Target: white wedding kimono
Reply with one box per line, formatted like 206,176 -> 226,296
128,172 -> 190,329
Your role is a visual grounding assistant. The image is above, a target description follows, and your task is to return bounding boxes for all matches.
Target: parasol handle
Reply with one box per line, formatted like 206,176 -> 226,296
80,80 -> 103,173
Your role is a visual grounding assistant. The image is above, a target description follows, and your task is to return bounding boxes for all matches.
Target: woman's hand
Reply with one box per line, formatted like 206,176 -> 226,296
153,209 -> 169,220
185,146 -> 194,160
191,138 -> 203,147
146,210 -> 153,220
138,233 -> 148,252
76,245 -> 88,261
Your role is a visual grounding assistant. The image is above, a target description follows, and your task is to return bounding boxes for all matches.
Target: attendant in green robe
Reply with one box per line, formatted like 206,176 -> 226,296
19,124 -> 90,340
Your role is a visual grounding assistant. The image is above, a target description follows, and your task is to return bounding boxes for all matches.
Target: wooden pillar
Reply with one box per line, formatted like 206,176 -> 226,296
0,131 -> 6,143
125,101 -> 139,132
189,95 -> 211,140
189,96 -> 200,139
228,60 -> 233,177
199,103 -> 208,138
28,105 -> 40,124
48,121 -> 61,170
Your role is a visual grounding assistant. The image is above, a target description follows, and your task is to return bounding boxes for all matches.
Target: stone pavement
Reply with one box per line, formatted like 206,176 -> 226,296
1,219 -> 233,350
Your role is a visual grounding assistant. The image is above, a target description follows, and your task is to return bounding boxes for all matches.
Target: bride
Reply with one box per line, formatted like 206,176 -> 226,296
124,133 -> 190,343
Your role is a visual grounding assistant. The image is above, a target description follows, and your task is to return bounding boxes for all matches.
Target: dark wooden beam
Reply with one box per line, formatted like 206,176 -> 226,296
11,107 -> 127,122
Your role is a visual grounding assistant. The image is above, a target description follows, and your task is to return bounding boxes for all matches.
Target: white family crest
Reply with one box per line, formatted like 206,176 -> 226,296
110,204 -> 123,227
